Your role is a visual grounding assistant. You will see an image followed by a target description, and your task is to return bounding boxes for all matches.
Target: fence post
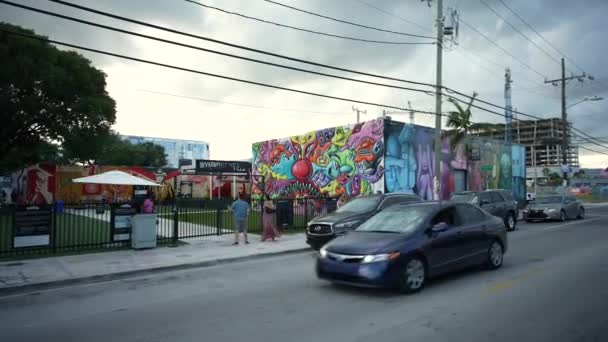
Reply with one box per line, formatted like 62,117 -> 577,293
172,208 -> 179,246
304,199 -> 309,225
51,205 -> 57,254
216,207 -> 222,236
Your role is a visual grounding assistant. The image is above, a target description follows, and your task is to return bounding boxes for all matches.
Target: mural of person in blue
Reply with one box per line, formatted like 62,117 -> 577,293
385,123 -> 417,193
415,129 -> 435,200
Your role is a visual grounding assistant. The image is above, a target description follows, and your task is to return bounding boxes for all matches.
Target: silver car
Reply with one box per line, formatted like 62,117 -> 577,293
524,195 -> 585,222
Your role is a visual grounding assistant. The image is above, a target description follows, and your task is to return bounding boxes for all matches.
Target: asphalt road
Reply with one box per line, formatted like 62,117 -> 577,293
1,206 -> 608,342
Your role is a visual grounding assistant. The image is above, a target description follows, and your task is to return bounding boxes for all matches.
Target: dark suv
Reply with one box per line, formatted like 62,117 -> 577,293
450,189 -> 518,231
306,193 -> 422,250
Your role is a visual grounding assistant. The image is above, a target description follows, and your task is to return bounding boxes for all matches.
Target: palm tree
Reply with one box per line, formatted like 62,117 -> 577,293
443,92 -> 496,149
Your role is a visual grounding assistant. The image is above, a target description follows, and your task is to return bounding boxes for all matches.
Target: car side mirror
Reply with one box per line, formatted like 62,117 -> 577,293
431,222 -> 448,233
480,199 -> 490,206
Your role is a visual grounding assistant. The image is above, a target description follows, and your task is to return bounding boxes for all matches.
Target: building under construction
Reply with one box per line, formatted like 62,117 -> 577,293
474,117 -> 579,168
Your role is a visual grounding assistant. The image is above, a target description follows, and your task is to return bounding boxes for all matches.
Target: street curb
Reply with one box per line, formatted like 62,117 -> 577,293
0,247 -> 312,297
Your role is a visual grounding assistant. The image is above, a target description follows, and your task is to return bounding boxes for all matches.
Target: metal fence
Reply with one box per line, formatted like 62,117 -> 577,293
0,198 -> 337,258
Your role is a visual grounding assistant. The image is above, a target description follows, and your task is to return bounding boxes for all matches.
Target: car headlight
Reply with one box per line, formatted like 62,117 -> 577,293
546,208 -> 557,213
362,252 -> 400,263
334,219 -> 362,229
319,247 -> 328,258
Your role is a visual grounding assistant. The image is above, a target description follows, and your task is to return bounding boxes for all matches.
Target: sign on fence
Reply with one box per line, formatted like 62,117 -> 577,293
14,206 -> 52,248
111,206 -> 136,242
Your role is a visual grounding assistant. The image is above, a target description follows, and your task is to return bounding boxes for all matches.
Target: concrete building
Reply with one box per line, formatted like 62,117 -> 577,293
474,117 -> 579,168
121,135 -> 210,168
473,118 -> 579,185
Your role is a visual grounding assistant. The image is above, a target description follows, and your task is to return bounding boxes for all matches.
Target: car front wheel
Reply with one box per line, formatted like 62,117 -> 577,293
486,240 -> 504,270
560,210 -> 566,222
399,257 -> 426,294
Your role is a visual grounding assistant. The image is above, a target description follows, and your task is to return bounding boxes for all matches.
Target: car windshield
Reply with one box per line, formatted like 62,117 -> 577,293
450,193 -> 477,203
534,196 -> 563,204
355,205 -> 435,234
336,196 -> 381,213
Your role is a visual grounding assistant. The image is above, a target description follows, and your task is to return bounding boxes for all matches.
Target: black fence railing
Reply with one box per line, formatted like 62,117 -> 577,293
0,198 -> 337,259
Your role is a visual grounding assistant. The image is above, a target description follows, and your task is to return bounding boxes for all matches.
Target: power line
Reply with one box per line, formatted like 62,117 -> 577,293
495,0 -> 586,74
262,0 -> 435,39
11,1 -> 595,140
569,125 -> 608,151
183,0 -> 434,45
459,18 -> 546,79
478,0 -> 562,67
138,89 -> 348,116
577,145 -> 608,157
40,0 -> 548,122
353,0 -> 431,33
0,29 -> 444,118
41,0 -> 437,88
2,1 -> 439,97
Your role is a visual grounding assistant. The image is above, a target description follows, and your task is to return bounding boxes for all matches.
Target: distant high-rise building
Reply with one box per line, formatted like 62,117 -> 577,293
121,135 -> 210,168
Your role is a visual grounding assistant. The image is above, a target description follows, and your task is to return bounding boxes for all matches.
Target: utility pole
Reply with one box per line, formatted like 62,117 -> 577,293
352,106 -> 366,124
408,101 -> 415,124
504,68 -> 513,143
433,0 -> 444,202
544,58 -> 586,186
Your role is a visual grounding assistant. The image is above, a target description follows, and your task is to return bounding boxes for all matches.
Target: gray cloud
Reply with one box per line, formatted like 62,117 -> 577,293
1,0 -> 607,163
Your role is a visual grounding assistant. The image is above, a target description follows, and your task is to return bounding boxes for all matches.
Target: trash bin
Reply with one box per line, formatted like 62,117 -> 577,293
54,200 -> 64,213
131,214 -> 157,249
276,200 -> 293,229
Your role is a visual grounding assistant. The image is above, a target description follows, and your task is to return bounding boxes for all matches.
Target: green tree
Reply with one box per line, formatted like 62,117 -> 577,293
443,92 -> 497,149
0,23 -> 116,172
542,168 -> 551,178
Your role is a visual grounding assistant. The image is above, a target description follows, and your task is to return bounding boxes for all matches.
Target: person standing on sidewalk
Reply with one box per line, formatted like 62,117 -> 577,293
142,192 -> 155,214
231,193 -> 249,245
262,195 -> 280,241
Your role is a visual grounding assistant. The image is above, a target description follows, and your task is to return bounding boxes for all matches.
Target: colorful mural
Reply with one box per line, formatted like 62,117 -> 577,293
385,122 -> 467,200
252,118 -> 386,198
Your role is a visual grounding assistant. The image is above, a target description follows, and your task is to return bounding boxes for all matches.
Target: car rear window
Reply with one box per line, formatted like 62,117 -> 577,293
490,192 -> 504,203
501,191 -> 514,201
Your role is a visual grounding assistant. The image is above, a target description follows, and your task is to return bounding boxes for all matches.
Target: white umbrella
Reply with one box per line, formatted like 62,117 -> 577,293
72,170 -> 160,186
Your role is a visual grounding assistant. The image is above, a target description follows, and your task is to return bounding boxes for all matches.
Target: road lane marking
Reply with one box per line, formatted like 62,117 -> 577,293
485,267 -> 546,293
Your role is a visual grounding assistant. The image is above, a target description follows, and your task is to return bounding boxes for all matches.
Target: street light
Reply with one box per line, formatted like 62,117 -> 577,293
566,96 -> 604,109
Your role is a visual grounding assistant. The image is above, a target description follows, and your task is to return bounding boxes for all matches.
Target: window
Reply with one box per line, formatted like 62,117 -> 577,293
501,191 -> 514,201
431,207 -> 459,227
356,205 -> 435,234
490,192 -> 504,203
455,204 -> 486,224
336,196 -> 382,213
380,196 -> 402,209
479,192 -> 491,204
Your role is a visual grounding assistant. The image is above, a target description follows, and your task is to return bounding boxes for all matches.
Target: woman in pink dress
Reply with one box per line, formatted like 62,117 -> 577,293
261,195 -> 280,241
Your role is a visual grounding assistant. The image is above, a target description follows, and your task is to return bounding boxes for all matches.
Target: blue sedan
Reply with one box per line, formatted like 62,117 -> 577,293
316,202 -> 507,293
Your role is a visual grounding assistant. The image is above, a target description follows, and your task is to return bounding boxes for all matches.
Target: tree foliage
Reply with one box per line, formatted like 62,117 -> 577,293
61,130 -> 167,167
0,23 -> 116,172
443,92 -> 497,148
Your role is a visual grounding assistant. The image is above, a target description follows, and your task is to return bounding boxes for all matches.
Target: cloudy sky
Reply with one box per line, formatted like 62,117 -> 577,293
2,0 -> 607,166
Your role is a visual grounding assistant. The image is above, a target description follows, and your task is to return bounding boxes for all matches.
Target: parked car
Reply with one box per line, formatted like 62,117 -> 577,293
524,195 -> 584,222
316,202 -> 507,293
450,189 -> 518,231
306,193 -> 421,250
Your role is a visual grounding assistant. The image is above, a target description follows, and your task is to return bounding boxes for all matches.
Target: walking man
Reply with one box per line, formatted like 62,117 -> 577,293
231,193 -> 249,245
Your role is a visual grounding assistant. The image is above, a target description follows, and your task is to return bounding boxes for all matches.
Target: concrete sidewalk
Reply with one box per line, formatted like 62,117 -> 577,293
0,233 -> 310,295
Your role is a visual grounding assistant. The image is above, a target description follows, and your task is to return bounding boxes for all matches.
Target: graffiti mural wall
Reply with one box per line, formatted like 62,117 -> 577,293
512,145 -> 526,202
251,118 -> 386,198
384,121 -> 467,201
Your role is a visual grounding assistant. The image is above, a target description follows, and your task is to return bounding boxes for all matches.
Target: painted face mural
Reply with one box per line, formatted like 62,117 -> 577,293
251,119 -> 385,198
